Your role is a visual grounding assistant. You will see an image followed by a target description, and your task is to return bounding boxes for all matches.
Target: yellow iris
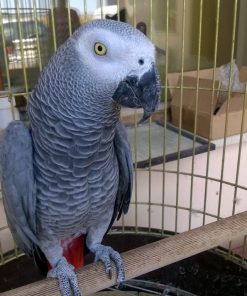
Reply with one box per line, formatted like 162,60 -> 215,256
94,42 -> 107,56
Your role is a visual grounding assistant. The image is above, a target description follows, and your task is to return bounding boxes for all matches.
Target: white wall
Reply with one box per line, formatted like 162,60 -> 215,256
115,139 -> 247,254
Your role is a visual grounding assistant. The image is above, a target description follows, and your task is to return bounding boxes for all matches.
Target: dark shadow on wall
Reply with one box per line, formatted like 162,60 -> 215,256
191,0 -> 239,67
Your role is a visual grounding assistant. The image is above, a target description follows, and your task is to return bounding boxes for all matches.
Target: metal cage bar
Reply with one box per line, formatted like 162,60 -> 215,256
148,0 -> 153,233
175,0 -> 186,234
217,0 -> 239,219
188,0 -> 203,230
203,0 -> 221,226
32,0 -> 42,72
161,0 -> 169,235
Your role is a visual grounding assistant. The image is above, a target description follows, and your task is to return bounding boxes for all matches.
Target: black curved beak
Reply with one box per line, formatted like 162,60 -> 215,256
112,63 -> 161,122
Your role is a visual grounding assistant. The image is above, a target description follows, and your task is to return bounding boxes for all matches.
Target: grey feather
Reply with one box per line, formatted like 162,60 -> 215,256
108,121 -> 133,231
1,121 -> 38,255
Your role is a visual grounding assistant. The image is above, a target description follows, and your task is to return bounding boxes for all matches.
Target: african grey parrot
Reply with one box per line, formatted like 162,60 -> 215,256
0,19 -> 160,295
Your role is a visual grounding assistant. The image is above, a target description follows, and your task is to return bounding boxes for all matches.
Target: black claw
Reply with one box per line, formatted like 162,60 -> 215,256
108,269 -> 112,279
115,282 -> 124,289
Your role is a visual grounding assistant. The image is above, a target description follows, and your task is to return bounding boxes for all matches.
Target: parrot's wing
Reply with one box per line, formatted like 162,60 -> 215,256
108,121 -> 133,230
0,121 -> 38,256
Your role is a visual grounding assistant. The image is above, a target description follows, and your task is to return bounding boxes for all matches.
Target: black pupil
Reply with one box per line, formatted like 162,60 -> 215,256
98,45 -> 103,52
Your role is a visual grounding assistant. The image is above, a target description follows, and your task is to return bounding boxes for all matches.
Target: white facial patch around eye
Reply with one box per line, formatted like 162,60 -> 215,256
75,27 -> 156,82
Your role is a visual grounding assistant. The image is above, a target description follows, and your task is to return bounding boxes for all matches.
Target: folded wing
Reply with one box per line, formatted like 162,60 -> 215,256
108,121 -> 133,231
0,121 -> 38,256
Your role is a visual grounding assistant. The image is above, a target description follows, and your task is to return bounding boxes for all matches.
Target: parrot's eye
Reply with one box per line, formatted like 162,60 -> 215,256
94,42 -> 107,56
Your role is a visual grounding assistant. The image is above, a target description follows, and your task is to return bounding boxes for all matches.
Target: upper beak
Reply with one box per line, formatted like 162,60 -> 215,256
112,63 -> 161,122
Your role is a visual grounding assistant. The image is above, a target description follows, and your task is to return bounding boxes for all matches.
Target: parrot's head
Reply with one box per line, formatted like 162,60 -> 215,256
72,19 -> 161,121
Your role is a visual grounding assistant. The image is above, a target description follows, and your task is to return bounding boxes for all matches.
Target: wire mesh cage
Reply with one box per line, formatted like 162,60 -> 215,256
0,0 -> 247,295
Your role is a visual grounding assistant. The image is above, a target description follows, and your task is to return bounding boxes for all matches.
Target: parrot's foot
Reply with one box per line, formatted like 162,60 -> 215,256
93,245 -> 125,283
47,256 -> 81,296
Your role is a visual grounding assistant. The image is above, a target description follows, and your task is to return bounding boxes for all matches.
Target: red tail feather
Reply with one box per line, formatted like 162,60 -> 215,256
48,235 -> 85,270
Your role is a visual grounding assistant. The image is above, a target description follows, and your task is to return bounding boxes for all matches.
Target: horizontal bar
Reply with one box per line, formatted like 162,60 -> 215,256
1,211 -> 247,296
148,168 -> 247,191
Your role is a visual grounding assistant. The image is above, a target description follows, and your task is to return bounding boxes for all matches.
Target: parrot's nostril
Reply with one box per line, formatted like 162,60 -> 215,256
138,58 -> 144,65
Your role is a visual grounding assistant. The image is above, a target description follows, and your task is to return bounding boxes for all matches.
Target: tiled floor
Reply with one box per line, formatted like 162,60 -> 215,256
126,122 -> 202,163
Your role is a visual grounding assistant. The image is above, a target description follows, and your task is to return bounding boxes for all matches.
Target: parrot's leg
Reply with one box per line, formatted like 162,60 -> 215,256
47,256 -> 81,296
86,227 -> 125,283
41,241 -> 81,296
93,244 -> 125,283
